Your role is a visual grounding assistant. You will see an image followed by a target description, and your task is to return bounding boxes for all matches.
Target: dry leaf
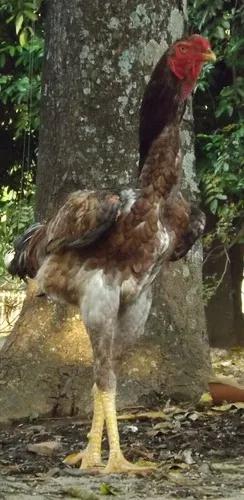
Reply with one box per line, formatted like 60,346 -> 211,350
154,421 -> 173,431
232,402 -> 244,409
188,411 -> 200,421
212,404 -> 233,412
27,440 -> 61,456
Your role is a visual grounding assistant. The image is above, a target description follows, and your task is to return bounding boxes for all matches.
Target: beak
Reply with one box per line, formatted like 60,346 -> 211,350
202,49 -> 216,62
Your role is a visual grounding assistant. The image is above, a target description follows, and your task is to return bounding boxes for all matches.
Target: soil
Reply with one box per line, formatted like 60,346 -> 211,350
0,403 -> 244,499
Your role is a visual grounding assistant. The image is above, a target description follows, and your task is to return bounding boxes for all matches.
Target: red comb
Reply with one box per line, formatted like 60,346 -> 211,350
188,34 -> 211,51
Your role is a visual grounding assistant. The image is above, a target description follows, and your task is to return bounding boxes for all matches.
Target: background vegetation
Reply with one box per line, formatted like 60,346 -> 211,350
0,0 -> 243,287
189,0 -> 243,259
0,0 -> 42,282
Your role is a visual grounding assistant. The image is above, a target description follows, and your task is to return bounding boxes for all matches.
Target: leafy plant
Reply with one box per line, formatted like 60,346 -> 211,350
0,0 -> 41,285
0,0 -> 43,193
189,0 -> 244,251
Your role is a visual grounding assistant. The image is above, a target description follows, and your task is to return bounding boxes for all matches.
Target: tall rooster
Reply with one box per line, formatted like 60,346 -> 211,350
6,35 -> 215,474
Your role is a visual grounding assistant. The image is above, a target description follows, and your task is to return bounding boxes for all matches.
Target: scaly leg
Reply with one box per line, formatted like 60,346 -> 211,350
100,389 -> 156,474
64,384 -> 104,469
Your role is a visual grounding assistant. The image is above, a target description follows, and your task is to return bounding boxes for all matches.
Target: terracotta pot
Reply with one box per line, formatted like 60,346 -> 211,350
209,381 -> 244,404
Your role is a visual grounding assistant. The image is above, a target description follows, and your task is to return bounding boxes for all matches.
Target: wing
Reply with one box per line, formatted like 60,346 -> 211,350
165,193 -> 206,261
46,190 -> 121,253
170,203 -> 206,261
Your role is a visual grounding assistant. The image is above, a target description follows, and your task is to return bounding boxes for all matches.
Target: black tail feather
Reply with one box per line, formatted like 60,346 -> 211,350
7,222 -> 44,279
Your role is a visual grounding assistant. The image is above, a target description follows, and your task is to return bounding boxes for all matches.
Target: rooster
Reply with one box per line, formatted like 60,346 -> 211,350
6,35 -> 215,474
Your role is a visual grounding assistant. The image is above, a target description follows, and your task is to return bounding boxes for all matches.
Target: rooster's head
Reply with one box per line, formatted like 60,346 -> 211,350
168,34 -> 216,100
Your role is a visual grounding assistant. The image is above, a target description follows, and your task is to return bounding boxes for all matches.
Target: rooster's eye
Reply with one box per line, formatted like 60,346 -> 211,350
179,46 -> 187,53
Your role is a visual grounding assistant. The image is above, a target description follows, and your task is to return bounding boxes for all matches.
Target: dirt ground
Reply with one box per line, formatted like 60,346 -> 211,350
0,399 -> 244,500
1,347 -> 244,499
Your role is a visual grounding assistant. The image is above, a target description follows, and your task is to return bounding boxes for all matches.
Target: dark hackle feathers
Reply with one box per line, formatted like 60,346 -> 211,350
139,49 -> 185,171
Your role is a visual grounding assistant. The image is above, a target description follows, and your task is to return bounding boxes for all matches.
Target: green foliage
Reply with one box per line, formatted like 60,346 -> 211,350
0,0 -> 41,282
189,0 -> 244,250
1,1 -> 41,45
0,0 -> 43,192
200,123 -> 243,219
0,1 -> 40,286
0,1 -> 43,134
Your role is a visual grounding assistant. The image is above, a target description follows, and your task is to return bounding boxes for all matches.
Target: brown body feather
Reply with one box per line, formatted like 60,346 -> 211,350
8,103 -> 203,303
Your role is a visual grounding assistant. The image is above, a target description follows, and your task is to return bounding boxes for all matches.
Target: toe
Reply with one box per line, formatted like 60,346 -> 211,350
63,451 -> 83,465
103,456 -> 157,474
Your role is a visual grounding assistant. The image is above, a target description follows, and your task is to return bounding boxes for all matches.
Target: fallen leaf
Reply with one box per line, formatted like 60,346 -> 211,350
232,402 -> 244,409
212,404 -> 233,412
27,440 -> 61,456
187,411 -> 201,422
164,406 -> 186,416
153,421 -> 173,431
211,401 -> 244,411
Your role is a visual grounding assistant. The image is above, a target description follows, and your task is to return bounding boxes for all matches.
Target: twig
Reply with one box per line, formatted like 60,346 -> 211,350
214,247 -> 230,292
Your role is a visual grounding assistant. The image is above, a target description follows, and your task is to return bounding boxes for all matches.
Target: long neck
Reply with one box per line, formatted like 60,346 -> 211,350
117,54 -> 186,244
139,121 -> 181,202
139,52 -> 185,172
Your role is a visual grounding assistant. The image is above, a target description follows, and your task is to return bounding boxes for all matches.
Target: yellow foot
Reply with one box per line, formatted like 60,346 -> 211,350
103,452 -> 157,475
63,449 -> 104,470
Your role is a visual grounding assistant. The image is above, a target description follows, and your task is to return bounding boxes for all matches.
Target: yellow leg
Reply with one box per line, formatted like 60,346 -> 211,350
100,390 -> 156,474
64,384 -> 104,469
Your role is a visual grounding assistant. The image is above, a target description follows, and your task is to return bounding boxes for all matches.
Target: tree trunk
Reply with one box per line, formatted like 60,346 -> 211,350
205,242 -> 244,347
0,0 -> 210,422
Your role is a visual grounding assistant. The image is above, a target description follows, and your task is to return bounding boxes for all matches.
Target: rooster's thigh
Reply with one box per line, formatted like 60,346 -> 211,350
80,271 -> 120,392
116,287 -> 152,357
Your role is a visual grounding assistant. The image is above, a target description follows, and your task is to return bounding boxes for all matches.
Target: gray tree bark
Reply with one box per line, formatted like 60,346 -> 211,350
0,0 -> 210,422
